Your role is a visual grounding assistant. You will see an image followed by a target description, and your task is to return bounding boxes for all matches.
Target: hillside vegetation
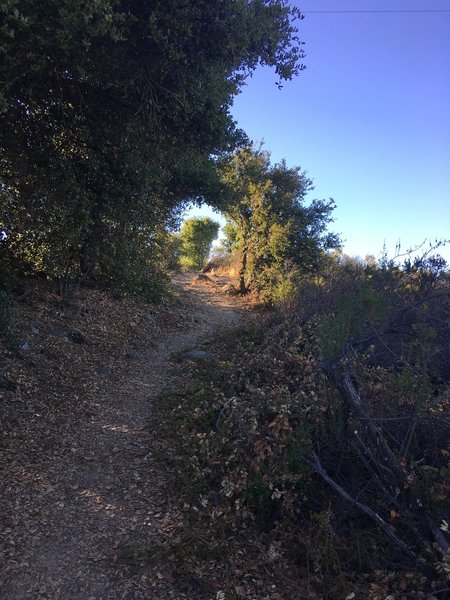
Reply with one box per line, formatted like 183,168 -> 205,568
1,1 -> 449,598
153,251 -> 450,598
0,0 -> 305,298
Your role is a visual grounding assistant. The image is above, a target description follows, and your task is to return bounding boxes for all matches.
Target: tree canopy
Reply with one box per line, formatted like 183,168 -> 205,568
219,145 -> 340,300
0,0 -> 305,293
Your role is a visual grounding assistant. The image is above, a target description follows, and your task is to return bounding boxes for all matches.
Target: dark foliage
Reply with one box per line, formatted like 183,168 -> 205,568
0,0 -> 305,296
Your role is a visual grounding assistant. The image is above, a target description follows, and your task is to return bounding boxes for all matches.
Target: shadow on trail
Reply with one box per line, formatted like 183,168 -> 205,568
0,272 -> 247,599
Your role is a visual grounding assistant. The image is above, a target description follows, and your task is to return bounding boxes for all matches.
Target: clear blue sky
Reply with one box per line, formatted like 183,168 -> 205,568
184,0 -> 450,263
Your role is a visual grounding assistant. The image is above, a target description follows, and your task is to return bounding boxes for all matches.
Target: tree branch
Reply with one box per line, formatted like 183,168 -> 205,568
306,451 -> 416,558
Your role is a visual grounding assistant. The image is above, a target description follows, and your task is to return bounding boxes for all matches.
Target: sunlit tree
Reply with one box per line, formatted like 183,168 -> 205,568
179,218 -> 220,271
220,145 -> 340,299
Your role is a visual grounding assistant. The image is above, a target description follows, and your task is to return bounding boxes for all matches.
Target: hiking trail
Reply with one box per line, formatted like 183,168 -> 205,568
0,272 -> 248,599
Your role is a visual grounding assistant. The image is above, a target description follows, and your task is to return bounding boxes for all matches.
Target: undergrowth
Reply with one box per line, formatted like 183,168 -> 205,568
152,255 -> 450,599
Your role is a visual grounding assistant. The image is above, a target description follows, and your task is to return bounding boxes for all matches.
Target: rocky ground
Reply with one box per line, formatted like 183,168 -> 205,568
0,272 -> 249,599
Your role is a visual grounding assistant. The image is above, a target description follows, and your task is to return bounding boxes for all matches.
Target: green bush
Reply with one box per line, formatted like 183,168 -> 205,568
178,217 -> 220,271
317,311 -> 351,359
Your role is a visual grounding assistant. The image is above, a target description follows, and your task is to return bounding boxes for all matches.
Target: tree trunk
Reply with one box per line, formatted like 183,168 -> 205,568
239,246 -> 248,294
79,202 -> 103,278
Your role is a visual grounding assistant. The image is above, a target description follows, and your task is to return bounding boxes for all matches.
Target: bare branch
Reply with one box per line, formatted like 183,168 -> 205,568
307,451 -> 416,559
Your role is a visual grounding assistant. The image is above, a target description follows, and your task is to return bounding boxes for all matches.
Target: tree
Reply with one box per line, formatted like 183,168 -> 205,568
0,1 -> 305,294
219,145 -> 340,299
178,217 -> 220,271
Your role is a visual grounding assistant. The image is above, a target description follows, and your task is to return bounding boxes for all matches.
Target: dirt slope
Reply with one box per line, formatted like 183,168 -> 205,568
0,273 -> 248,599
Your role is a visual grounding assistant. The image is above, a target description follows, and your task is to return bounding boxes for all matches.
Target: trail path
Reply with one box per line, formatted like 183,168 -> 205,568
1,273 -> 247,599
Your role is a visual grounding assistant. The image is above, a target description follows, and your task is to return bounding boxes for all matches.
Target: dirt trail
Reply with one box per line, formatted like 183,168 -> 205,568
0,273 -> 247,599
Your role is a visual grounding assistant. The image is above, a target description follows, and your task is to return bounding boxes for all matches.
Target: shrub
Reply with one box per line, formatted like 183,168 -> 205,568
154,249 -> 450,593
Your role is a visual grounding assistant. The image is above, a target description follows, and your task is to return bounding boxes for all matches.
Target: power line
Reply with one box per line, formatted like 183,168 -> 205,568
302,9 -> 450,14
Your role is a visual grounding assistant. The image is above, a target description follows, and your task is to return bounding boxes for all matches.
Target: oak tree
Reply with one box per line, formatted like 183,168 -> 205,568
0,0 -> 305,294
220,145 -> 339,299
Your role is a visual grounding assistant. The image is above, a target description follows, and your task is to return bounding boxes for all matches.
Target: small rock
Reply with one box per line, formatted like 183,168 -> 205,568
19,340 -> 31,351
127,351 -> 141,360
27,324 -> 39,335
145,314 -> 157,326
180,350 -> 213,363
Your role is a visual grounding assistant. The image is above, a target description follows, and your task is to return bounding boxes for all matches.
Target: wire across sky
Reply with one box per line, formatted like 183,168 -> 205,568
303,10 -> 450,13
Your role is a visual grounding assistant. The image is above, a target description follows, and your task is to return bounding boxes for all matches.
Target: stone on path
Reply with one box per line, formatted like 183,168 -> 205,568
180,349 -> 213,364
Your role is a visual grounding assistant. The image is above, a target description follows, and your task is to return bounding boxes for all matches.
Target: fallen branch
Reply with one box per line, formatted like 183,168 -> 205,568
350,441 -> 400,509
306,451 -> 416,559
321,361 -> 450,558
323,364 -> 405,483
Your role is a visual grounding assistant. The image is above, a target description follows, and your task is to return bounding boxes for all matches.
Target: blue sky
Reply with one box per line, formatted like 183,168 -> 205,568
184,0 -> 450,263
